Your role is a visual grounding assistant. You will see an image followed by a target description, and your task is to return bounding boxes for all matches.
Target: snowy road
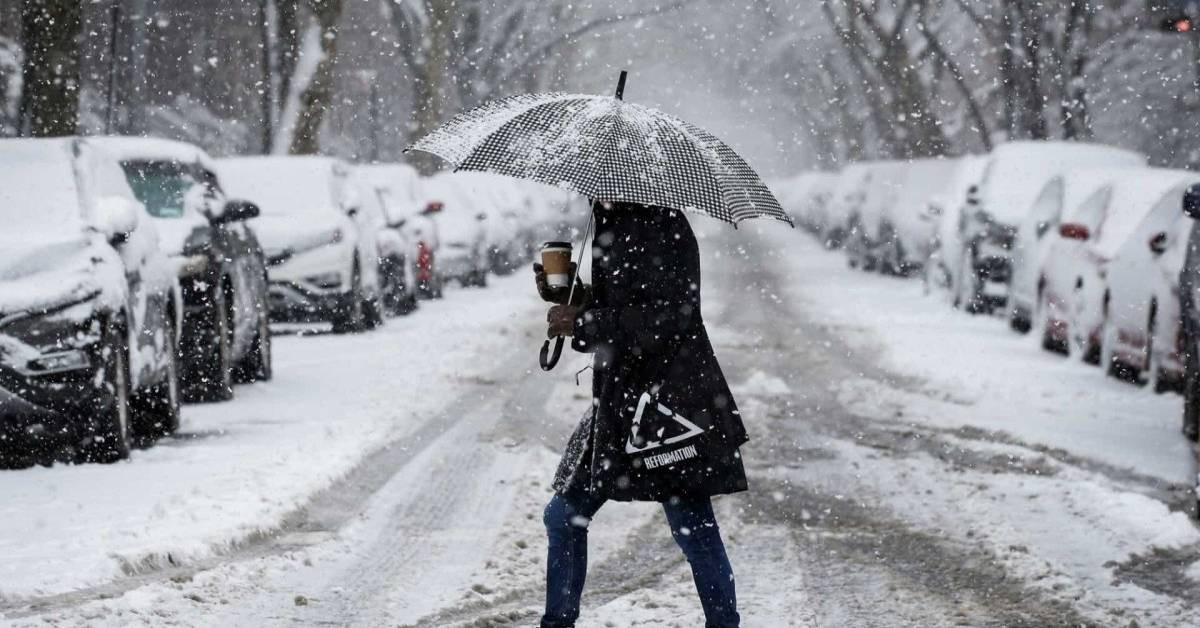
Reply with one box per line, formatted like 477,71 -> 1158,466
3,225 -> 1199,627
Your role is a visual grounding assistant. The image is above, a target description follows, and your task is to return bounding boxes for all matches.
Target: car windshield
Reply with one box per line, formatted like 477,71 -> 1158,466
121,160 -> 196,219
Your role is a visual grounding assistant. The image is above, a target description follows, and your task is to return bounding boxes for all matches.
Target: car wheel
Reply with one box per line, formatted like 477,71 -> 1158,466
364,297 -> 385,329
234,306 -> 272,383
183,288 -> 234,402
476,270 -> 488,288
332,265 -> 366,334
132,320 -> 181,438
80,321 -> 132,463
1008,302 -> 1032,334
1183,367 -> 1200,442
1039,291 -> 1066,354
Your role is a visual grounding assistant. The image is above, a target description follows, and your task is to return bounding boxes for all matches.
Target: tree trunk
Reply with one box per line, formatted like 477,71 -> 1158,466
288,0 -> 343,155
19,0 -> 82,137
275,0 -> 300,116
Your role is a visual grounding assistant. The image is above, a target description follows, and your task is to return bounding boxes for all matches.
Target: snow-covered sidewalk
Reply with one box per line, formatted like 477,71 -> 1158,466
0,274 -> 539,601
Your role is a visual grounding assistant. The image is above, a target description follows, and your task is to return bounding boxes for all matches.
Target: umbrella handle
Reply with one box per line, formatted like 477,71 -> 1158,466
540,336 -> 565,371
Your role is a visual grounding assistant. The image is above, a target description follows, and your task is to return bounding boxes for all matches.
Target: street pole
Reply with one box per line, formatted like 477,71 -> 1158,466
369,80 -> 380,162
105,0 -> 121,135
259,0 -> 273,154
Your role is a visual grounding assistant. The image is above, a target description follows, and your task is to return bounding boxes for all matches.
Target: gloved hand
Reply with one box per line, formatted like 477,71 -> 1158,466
533,262 -> 588,305
547,304 -> 577,338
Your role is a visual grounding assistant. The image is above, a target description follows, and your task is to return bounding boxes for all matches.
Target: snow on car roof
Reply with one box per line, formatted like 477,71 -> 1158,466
1092,168 -> 1200,260
215,156 -> 348,215
776,172 -> 837,215
90,136 -> 218,173
358,163 -> 420,192
980,141 -> 1146,225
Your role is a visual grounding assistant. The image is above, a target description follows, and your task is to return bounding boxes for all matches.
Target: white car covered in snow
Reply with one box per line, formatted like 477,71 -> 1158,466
922,155 -> 986,301
823,163 -> 873,250
951,141 -> 1145,314
875,158 -> 960,276
354,169 -> 418,315
845,160 -> 907,270
777,171 -> 838,235
1007,169 -> 1113,333
1038,168 -> 1188,363
419,173 -> 490,288
452,171 -> 533,275
1100,171 -> 1198,390
216,156 -> 384,332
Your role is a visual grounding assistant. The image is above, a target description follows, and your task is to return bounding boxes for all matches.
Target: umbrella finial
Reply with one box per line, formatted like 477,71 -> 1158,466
615,70 -> 628,101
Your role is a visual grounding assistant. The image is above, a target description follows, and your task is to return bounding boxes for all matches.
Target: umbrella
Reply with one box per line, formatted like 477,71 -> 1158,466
407,71 -> 790,227
406,71 -> 790,369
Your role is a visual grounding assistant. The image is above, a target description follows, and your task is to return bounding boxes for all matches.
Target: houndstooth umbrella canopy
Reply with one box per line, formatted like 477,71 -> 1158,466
407,92 -> 791,227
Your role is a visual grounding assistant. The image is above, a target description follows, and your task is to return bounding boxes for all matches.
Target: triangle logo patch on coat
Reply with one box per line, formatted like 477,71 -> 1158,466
625,392 -> 707,454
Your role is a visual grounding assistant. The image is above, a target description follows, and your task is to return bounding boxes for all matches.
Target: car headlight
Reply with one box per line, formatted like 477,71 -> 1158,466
27,349 -> 91,374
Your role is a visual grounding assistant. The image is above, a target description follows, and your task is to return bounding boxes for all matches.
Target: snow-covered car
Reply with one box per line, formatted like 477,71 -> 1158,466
355,169 -> 418,316
453,172 -> 531,275
953,141 -> 1146,314
1179,184 -> 1200,443
0,138 -> 181,463
875,158 -> 960,276
1100,172 -> 1197,390
358,163 -> 445,301
1007,170 -> 1112,333
216,156 -> 383,333
96,137 -> 272,402
823,164 -> 873,250
1038,168 -> 1181,363
922,155 -> 986,302
420,174 -> 490,288
777,172 -> 838,234
845,160 -> 907,271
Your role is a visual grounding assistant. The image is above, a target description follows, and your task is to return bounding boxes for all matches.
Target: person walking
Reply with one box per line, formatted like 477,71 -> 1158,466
534,201 -> 748,628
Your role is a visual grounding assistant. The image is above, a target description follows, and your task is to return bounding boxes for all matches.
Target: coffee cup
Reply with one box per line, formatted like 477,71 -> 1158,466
540,241 -> 573,288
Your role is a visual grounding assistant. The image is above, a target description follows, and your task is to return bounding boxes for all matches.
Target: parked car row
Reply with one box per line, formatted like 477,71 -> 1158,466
780,139 -> 1200,438
0,136 -> 576,468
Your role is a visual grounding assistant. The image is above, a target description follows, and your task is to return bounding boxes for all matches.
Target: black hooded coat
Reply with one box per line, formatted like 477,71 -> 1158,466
552,204 -> 749,502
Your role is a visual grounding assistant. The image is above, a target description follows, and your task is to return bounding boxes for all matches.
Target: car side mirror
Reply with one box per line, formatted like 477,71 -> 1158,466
345,206 -> 360,217
1149,232 -> 1169,256
216,199 -> 260,224
1184,184 -> 1200,220
93,196 -> 140,245
476,212 -> 487,221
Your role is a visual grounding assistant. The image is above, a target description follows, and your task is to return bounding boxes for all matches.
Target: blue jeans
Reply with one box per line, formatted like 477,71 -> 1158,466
540,491 -> 739,628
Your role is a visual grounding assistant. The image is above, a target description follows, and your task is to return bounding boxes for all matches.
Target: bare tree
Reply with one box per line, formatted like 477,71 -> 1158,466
288,0 -> 345,155
19,0 -> 82,137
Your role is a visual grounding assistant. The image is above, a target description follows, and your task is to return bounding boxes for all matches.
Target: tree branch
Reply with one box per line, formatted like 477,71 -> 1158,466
495,0 -> 703,86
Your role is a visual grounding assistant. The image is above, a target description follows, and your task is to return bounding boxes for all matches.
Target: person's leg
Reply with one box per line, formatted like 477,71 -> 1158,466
662,495 -> 740,628
541,491 -> 605,628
